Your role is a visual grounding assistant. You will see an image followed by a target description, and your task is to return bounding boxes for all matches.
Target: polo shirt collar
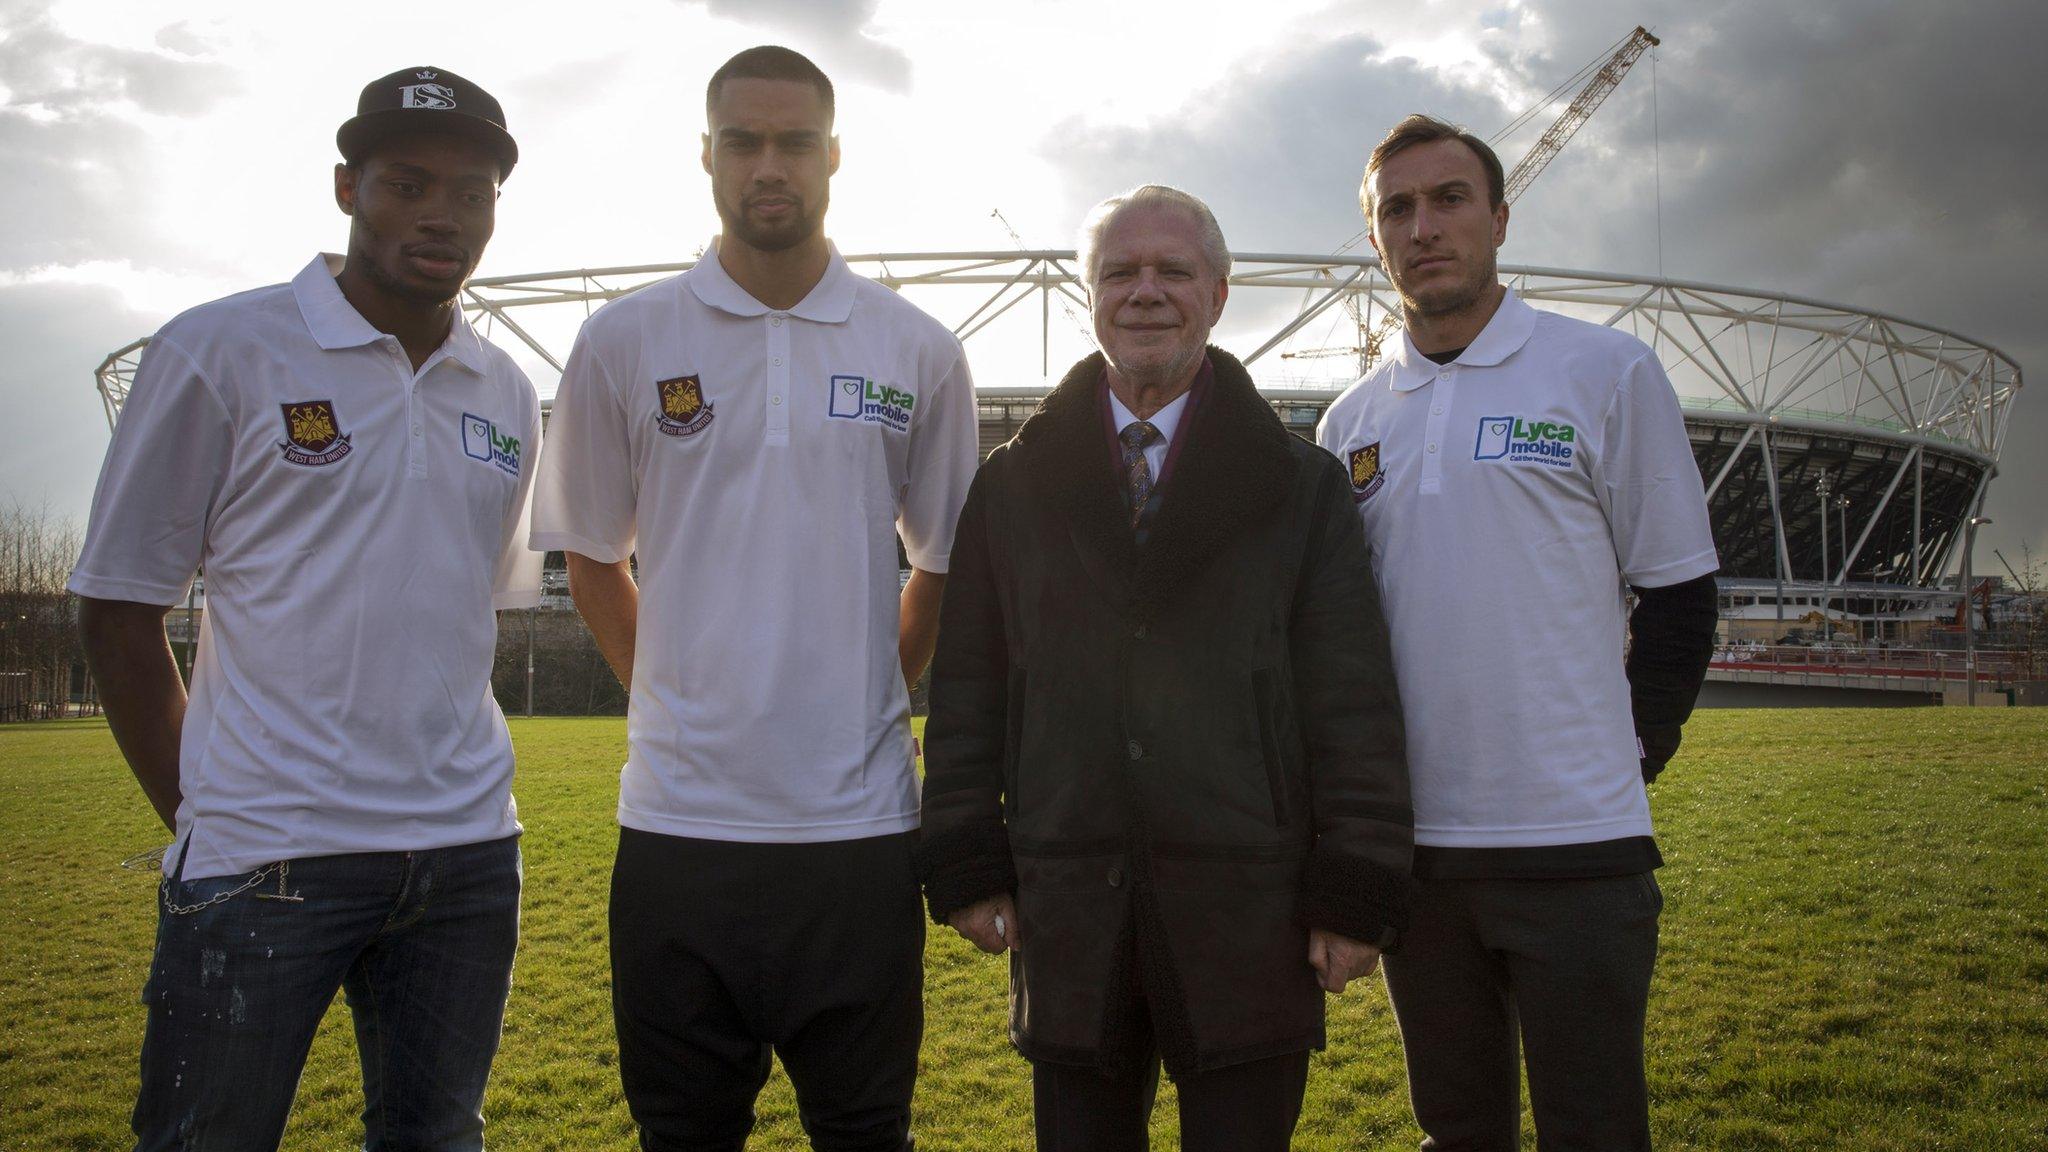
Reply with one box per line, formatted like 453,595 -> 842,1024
291,253 -> 491,376
1386,287 -> 1539,392
687,237 -> 858,323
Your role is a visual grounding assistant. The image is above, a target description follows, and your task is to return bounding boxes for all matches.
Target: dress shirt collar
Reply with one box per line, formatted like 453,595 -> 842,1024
1108,385 -> 1191,446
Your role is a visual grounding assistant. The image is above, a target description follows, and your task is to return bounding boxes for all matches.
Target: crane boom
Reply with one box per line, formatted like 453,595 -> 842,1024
1500,26 -> 1660,204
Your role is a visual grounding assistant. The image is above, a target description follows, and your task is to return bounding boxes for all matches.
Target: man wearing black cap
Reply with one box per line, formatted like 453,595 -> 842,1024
71,67 -> 539,1151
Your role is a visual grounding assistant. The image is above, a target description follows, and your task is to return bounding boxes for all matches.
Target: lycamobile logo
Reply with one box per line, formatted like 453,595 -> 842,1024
829,375 -> 916,431
462,413 -> 523,476
1475,414 -> 1575,468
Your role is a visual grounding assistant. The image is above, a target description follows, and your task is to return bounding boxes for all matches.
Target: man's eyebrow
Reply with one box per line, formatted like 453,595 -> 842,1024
382,162 -> 432,178
1377,178 -> 1477,210
716,127 -> 762,141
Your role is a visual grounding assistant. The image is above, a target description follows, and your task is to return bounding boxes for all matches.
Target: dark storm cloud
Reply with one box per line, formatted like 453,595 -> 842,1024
1502,0 -> 2048,563
692,0 -> 911,91
1045,35 -> 1498,254
1040,0 -> 2048,561
0,5 -> 233,270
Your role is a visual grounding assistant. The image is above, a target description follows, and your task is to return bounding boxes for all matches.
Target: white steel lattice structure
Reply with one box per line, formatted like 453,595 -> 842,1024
96,252 -> 2021,598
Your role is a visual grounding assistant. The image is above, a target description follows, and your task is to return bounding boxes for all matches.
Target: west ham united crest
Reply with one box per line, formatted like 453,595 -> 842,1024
654,374 -> 715,438
1348,442 -> 1384,502
277,400 -> 353,467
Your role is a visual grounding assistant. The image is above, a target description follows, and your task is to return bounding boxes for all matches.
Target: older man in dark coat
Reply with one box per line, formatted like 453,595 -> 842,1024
915,185 -> 1413,1152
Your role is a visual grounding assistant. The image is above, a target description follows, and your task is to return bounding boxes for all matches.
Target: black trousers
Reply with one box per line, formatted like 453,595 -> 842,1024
1381,873 -> 1663,1152
610,828 -> 924,1152
1030,996 -> 1309,1152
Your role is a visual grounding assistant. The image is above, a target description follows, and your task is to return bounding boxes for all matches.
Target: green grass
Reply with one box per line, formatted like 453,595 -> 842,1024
3,712 -> 2045,1150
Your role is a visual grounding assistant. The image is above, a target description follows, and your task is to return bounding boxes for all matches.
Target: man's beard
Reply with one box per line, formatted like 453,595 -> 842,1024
1394,248 -> 1497,320
718,188 -> 827,253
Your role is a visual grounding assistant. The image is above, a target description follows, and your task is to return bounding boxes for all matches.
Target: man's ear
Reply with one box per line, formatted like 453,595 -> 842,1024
701,133 -> 713,177
827,134 -> 841,177
1492,200 -> 1509,249
334,163 -> 357,216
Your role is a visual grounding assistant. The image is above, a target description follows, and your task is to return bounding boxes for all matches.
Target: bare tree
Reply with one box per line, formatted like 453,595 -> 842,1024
0,501 -> 92,721
2006,544 -> 2048,681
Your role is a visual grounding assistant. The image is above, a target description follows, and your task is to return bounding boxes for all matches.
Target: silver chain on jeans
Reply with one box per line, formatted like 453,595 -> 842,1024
124,845 -> 303,915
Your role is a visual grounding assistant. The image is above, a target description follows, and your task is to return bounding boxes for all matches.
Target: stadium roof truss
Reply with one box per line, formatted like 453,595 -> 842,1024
95,252 -> 2019,594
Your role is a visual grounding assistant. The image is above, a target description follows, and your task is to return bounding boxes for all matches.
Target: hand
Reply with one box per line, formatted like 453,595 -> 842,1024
1307,927 -> 1381,993
947,893 -> 1021,955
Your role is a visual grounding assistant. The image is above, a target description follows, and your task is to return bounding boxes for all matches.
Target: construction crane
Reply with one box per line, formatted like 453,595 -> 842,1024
1285,25 -> 1662,374
1500,26 -> 1661,202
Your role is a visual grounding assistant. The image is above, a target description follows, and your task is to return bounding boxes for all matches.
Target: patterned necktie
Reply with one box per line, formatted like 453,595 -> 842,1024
1119,421 -> 1162,530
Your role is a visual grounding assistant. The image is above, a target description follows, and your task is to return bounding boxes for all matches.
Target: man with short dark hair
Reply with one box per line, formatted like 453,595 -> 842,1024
532,44 -> 978,1152
1319,113 -> 1720,1150
919,184 -> 1412,1152
71,66 -> 539,1150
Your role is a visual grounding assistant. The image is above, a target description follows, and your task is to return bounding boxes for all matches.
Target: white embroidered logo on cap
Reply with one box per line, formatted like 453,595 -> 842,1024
399,80 -> 457,110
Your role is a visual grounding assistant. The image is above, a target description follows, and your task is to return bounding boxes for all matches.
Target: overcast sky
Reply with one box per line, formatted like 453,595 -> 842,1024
3,0 -> 2042,570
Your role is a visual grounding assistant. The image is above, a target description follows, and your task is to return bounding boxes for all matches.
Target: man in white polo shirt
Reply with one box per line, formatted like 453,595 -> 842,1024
530,46 -> 977,1151
70,67 -> 539,1151
1318,115 -> 1720,1149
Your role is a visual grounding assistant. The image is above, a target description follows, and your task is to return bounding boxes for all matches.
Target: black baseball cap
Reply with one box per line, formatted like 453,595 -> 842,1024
336,66 -> 518,179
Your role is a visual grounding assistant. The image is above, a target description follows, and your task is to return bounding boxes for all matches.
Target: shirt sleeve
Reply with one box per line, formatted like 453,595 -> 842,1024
1596,352 -> 1719,588
67,335 -> 234,606
529,323 -> 637,564
492,380 -> 545,609
897,339 -> 979,573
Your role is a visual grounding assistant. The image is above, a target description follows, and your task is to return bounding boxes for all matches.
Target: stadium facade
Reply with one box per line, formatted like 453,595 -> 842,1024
95,252 -> 2022,641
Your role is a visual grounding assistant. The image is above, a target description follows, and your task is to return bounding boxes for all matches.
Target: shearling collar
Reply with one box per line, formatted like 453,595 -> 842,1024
1015,346 -> 1299,619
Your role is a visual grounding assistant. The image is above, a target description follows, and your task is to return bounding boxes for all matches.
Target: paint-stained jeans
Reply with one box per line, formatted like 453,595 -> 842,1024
130,835 -> 521,1152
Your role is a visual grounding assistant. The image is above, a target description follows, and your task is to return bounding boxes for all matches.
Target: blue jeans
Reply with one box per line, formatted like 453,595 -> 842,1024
131,835 -> 522,1152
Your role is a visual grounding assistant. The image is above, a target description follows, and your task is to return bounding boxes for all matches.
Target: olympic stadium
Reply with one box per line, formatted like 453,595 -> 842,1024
91,249 -> 2026,653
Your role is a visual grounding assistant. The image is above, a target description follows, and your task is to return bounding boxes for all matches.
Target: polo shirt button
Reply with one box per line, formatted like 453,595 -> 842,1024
772,357 -> 782,366
771,315 -> 783,327
1427,443 -> 1438,453
1126,740 -> 1143,761
412,424 -> 421,436
1433,406 -> 1443,415
772,395 -> 782,406
1107,867 -> 1124,888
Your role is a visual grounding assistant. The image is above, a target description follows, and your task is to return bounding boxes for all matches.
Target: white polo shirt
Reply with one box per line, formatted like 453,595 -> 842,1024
530,240 -> 979,843
1317,291 -> 1716,849
70,254 -> 543,880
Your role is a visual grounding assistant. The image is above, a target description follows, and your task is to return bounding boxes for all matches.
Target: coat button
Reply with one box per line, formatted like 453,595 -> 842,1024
1126,740 -> 1143,761
1133,624 -> 1148,640
1107,867 -> 1124,888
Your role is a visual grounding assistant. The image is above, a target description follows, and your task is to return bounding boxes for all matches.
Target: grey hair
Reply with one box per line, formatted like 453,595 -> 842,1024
1074,184 -> 1231,290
